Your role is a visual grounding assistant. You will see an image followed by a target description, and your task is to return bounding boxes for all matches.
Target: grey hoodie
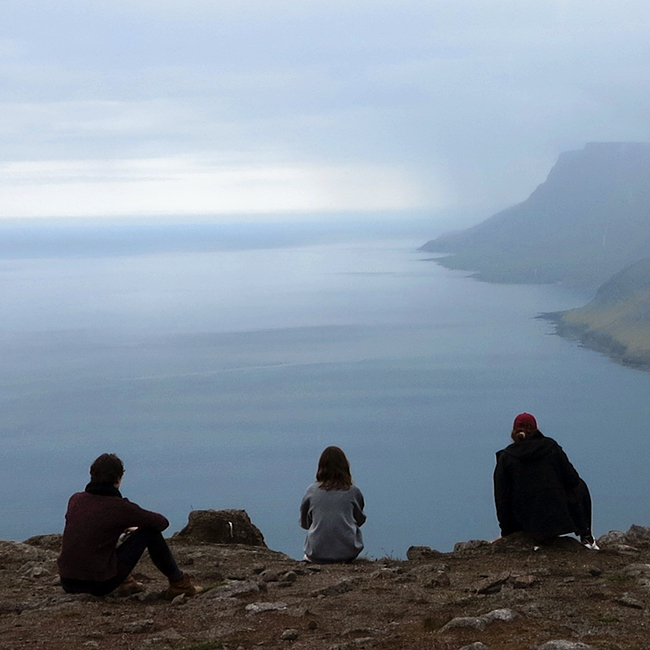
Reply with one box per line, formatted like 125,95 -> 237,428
300,483 -> 366,562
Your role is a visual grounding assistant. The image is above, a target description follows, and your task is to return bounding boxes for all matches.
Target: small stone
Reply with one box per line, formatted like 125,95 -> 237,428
458,643 -> 490,650
307,620 -> 318,630
82,643 -> 100,648
475,572 -> 510,595
510,574 -> 535,588
535,642 -> 594,650
440,616 -> 487,632
454,540 -> 490,553
281,571 -> 297,583
259,569 -> 282,583
310,579 -> 355,598
596,530 -> 626,547
122,619 -> 154,634
616,592 -> 644,609
424,570 -> 451,588
280,628 -> 299,641
209,580 -> 260,599
623,563 -> 650,576
24,565 -> 50,579
171,593 -> 187,606
481,608 -> 516,623
246,601 -> 288,613
588,568 -> 603,577
406,545 -> 442,561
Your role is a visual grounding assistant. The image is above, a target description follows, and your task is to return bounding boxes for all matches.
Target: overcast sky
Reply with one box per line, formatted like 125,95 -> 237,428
2,0 -> 650,222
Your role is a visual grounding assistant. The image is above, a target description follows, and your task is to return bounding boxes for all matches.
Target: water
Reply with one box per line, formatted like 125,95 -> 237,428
2,234 -> 650,558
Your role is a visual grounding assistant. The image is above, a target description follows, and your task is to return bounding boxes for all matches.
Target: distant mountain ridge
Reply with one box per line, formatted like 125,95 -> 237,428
422,142 -> 650,369
422,142 -> 650,293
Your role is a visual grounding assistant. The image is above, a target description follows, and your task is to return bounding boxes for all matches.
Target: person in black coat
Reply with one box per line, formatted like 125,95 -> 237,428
494,413 -> 597,548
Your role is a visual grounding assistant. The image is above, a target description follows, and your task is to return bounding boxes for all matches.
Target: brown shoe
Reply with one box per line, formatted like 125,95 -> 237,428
114,574 -> 144,596
164,573 -> 203,600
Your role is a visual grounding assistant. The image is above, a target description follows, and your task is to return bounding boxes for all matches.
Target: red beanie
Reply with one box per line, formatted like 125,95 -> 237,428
513,412 -> 537,430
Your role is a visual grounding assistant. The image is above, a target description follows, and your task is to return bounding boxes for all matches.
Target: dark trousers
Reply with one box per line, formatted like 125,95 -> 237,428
61,527 -> 182,596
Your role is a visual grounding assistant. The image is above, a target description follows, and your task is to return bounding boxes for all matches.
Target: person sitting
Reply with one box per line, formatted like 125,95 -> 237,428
300,446 -> 366,563
494,412 -> 597,549
57,453 -> 202,598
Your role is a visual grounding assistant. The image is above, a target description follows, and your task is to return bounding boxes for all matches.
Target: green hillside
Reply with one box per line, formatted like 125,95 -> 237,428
550,257 -> 650,368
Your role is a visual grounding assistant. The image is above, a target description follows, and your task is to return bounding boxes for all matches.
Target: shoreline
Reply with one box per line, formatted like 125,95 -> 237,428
537,311 -> 650,372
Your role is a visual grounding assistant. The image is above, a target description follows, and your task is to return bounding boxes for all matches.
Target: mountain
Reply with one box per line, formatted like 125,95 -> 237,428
421,142 -> 650,293
546,256 -> 650,368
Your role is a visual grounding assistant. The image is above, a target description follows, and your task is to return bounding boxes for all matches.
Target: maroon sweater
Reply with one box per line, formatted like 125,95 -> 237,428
57,491 -> 169,581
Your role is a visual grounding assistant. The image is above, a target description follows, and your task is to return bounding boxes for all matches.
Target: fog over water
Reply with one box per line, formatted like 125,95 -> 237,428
2,228 -> 650,558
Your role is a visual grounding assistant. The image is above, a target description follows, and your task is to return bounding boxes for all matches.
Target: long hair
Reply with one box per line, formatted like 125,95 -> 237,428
316,446 -> 353,491
511,412 -> 541,443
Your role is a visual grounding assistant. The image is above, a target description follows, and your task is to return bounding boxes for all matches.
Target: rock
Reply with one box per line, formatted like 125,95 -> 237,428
610,544 -> 641,555
208,580 -> 260,599
616,593 -> 644,609
171,593 -> 187,606
481,608 -> 516,622
623,563 -> 650,576
406,545 -> 442,560
310,578 -> 355,598
440,616 -> 487,632
596,530 -> 627,547
474,572 -> 510,594
458,644 -> 490,650
587,568 -> 602,577
424,570 -> 450,588
122,619 -> 154,633
173,509 -> 266,546
511,574 -> 536,588
281,571 -> 297,583
23,534 -> 63,552
280,628 -> 299,641
147,628 -> 185,643
627,524 -> 650,543
246,601 -> 288,613
259,569 -> 282,582
307,620 -> 318,630
535,642 -> 595,650
454,540 -> 490,553
24,565 -> 50,579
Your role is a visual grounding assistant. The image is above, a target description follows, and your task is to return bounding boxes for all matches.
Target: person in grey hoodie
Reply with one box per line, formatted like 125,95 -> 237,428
494,412 -> 597,548
300,446 -> 366,562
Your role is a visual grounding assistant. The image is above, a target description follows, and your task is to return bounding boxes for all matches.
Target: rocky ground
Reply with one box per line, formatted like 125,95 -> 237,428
2,518 -> 650,650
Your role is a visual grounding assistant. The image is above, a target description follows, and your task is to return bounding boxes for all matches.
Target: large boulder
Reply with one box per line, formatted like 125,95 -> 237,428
173,509 -> 266,547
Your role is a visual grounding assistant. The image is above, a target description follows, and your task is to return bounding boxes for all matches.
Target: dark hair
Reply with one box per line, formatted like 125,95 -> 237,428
316,446 -> 353,491
90,453 -> 124,486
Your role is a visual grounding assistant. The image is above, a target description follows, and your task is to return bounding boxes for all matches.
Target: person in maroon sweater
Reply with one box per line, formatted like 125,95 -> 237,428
57,453 -> 201,598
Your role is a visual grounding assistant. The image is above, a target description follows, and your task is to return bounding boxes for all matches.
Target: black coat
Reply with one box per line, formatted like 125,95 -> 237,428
494,433 -> 585,538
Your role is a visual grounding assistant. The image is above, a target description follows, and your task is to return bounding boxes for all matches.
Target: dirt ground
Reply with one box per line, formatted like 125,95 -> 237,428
2,528 -> 650,650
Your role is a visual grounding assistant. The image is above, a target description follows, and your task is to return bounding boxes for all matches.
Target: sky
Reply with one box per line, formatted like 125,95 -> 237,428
2,0 -> 650,223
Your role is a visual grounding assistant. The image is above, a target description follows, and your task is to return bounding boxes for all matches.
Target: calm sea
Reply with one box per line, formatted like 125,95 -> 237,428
2,232 -> 649,558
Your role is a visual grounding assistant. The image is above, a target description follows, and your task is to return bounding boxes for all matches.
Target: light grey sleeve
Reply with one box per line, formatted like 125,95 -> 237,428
299,488 -> 312,530
352,487 -> 367,527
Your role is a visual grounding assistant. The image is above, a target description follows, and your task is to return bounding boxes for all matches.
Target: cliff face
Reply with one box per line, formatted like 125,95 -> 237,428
422,142 -> 650,293
6,525 -> 650,650
549,257 -> 650,368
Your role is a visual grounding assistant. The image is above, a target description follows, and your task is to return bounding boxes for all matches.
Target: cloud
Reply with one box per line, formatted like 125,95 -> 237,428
0,157 -> 434,219
2,0 -> 650,220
